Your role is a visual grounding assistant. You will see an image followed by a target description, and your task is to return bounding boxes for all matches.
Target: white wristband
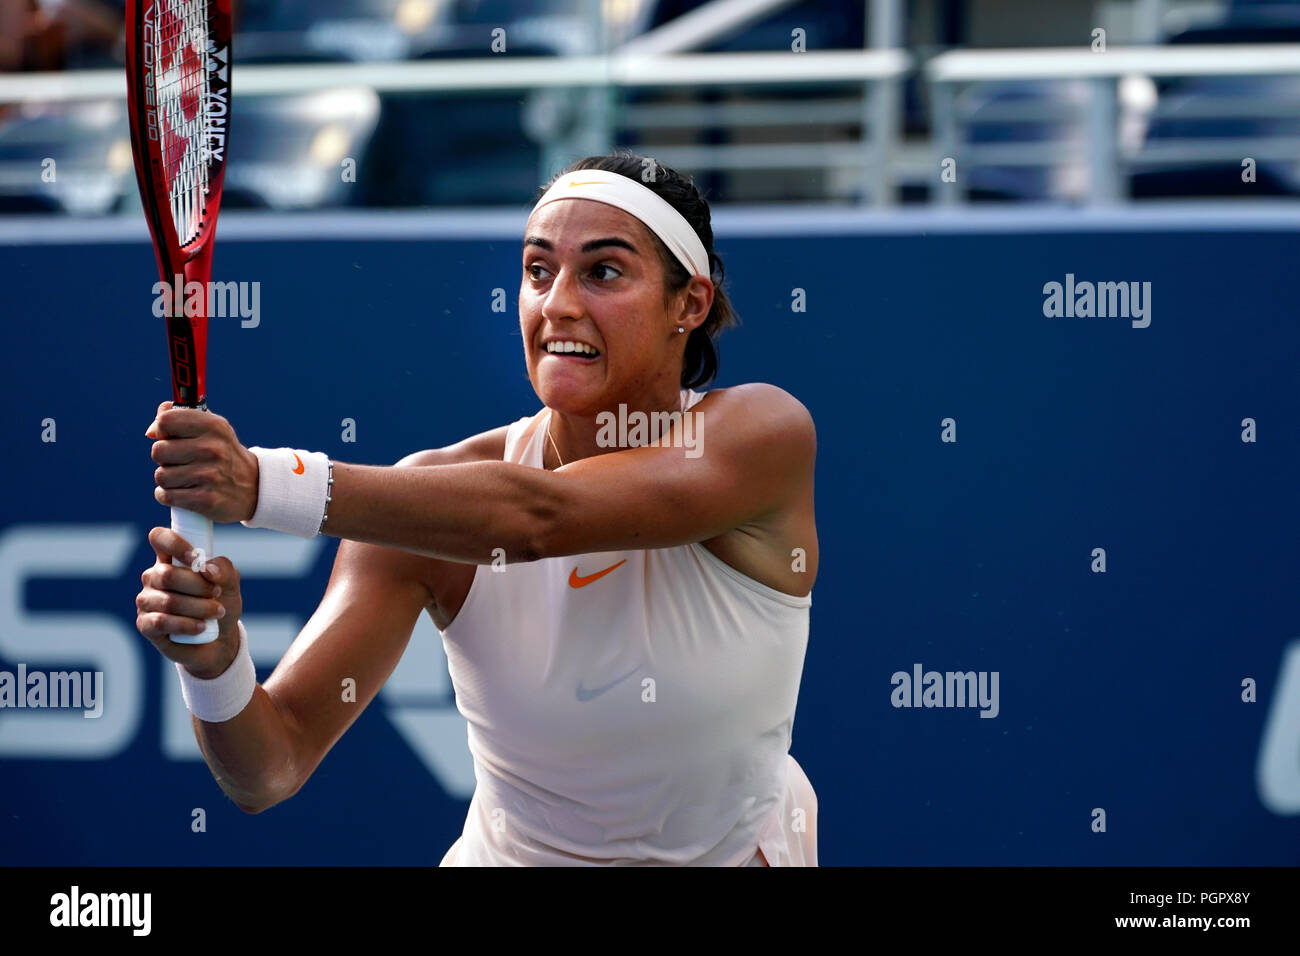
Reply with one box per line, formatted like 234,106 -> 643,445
241,446 -> 331,538
175,620 -> 257,722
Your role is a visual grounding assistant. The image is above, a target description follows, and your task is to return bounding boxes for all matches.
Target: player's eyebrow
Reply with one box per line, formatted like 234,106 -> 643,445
524,236 -> 640,255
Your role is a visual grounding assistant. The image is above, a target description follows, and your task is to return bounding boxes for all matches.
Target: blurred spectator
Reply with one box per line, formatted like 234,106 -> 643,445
0,0 -> 123,71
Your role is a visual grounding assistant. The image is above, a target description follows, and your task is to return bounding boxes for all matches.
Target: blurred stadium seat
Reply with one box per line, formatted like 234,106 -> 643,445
2,0 -> 1300,210
1130,0 -> 1300,198
0,99 -> 131,214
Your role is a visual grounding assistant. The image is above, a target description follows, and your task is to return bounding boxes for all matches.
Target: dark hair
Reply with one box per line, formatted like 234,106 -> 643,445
535,151 -> 738,390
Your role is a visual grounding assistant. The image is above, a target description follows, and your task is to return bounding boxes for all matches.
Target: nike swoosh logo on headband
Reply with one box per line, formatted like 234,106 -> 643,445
568,180 -> 605,187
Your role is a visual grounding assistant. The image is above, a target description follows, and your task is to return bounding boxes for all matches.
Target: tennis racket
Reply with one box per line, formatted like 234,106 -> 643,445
125,0 -> 232,645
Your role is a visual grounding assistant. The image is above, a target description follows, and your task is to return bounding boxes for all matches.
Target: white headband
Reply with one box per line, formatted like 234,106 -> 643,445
529,169 -> 710,278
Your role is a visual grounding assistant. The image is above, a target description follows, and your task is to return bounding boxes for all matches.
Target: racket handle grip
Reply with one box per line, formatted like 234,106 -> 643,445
168,506 -> 220,645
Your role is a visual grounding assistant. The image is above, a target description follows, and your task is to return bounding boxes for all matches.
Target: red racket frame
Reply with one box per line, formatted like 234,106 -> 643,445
124,0 -> 232,409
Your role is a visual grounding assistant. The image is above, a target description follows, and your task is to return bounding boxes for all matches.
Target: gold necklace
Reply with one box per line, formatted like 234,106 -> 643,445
547,394 -> 688,468
546,414 -> 564,469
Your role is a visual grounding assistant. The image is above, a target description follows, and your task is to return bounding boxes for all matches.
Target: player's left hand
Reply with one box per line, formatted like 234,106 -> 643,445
147,401 -> 260,523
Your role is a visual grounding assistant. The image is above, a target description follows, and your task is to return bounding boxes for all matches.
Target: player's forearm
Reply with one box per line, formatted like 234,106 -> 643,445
191,685 -> 305,813
322,461 -> 561,563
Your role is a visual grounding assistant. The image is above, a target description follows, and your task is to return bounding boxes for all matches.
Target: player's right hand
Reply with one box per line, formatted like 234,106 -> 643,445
136,526 -> 244,679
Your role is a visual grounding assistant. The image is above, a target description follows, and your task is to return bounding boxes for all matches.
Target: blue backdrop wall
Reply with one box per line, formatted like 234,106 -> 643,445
1,210 -> 1297,865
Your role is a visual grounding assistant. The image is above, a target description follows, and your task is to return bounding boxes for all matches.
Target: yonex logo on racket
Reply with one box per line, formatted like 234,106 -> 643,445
203,87 -> 229,163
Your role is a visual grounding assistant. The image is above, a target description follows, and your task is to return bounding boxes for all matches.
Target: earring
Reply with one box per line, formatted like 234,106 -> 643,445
677,327 -> 685,333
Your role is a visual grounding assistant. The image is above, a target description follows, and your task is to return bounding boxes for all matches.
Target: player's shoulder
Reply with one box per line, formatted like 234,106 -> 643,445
700,382 -> 815,446
394,424 -> 510,468
702,381 -> 811,416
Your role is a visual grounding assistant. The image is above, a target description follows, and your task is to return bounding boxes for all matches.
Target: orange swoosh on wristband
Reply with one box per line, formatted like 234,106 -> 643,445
291,453 -> 305,475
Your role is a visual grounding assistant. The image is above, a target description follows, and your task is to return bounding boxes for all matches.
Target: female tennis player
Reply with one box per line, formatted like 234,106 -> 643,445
135,152 -> 819,866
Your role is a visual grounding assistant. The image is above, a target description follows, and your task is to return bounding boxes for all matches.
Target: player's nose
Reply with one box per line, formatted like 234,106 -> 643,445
540,266 -> 584,324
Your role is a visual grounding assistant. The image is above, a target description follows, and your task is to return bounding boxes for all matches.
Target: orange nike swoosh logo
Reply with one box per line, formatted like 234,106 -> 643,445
291,453 -> 304,475
568,180 -> 605,187
569,559 -> 626,588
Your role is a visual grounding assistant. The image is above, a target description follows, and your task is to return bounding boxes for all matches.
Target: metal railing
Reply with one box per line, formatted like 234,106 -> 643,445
0,49 -> 912,207
3,35 -> 1300,208
927,44 -> 1300,205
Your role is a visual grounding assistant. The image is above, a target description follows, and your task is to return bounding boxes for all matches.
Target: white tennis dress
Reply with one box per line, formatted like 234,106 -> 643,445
437,388 -> 817,866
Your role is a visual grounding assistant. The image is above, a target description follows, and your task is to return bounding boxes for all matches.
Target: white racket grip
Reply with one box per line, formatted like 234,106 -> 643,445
169,506 -> 220,645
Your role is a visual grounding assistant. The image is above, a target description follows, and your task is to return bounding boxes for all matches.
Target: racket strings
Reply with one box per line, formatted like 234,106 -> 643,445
153,0 -> 211,246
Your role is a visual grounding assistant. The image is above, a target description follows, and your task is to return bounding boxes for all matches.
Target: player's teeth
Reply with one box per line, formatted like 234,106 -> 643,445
546,341 -> 598,355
